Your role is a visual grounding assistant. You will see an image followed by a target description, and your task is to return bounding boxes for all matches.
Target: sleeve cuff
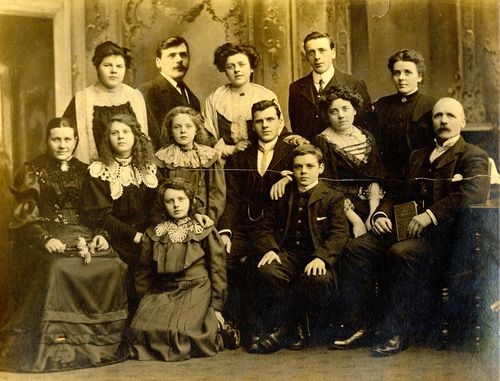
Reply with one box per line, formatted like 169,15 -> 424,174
425,209 -> 438,225
219,229 -> 232,238
371,211 -> 388,227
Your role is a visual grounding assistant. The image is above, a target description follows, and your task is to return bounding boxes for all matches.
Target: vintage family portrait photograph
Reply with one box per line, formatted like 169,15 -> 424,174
0,0 -> 498,380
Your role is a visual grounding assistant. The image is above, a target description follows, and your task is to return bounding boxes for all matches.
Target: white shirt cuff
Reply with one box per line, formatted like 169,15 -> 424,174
425,209 -> 438,225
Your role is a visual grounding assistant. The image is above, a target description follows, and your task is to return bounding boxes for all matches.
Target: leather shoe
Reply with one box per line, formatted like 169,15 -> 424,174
287,323 -> 307,350
246,334 -> 262,354
259,325 -> 288,354
370,335 -> 408,357
329,327 -> 371,350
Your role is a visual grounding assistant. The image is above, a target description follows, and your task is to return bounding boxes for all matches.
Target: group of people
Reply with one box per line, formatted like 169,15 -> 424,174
0,30 -> 491,372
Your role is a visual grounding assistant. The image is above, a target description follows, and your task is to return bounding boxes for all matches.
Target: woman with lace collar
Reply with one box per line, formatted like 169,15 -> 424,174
129,178 -> 233,361
63,41 -> 160,164
0,118 -> 128,372
156,106 -> 225,224
83,113 -> 159,313
314,86 -> 386,237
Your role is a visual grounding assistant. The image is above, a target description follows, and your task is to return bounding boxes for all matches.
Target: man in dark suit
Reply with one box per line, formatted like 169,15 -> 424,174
249,144 -> 349,354
331,97 -> 490,356
139,36 -> 200,143
218,100 -> 295,341
288,31 -> 371,142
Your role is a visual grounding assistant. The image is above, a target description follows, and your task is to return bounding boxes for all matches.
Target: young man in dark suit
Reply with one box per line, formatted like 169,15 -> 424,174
332,97 -> 490,356
139,36 -> 200,143
249,144 -> 350,354
218,100 -> 296,341
288,31 -> 371,142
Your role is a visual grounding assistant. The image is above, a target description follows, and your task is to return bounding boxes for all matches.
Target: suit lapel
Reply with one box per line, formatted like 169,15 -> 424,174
433,136 -> 466,170
267,138 -> 289,171
297,74 -> 317,106
157,75 -> 184,103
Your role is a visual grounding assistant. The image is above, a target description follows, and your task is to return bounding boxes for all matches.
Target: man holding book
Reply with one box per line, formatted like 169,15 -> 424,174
331,97 -> 490,356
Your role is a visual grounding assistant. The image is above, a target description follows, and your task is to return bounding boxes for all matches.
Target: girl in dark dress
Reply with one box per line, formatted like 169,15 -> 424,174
315,86 -> 386,237
128,178 -> 227,361
64,41 -> 159,164
83,113 -> 159,313
0,118 -> 128,372
155,106 -> 226,223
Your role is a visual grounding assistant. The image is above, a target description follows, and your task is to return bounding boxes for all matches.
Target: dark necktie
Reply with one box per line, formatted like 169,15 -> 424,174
177,81 -> 189,105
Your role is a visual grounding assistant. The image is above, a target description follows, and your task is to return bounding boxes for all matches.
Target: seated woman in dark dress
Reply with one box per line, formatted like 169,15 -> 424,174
64,41 -> 159,163
314,86 -> 386,237
0,118 -> 128,373
83,113 -> 159,313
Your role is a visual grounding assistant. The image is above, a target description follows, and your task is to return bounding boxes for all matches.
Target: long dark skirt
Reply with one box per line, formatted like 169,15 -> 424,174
0,225 -> 129,372
129,266 -> 222,361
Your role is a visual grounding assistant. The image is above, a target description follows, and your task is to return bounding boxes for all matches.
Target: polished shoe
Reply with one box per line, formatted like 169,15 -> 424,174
370,335 -> 408,357
329,327 -> 371,350
259,325 -> 288,354
287,323 -> 307,350
220,320 -> 241,350
246,333 -> 263,354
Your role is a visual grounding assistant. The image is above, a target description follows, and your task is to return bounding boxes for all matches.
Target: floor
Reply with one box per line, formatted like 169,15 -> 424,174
0,345 -> 498,381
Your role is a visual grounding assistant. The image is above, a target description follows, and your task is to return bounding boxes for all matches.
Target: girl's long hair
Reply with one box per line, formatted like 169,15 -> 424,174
99,114 -> 158,170
153,178 -> 197,224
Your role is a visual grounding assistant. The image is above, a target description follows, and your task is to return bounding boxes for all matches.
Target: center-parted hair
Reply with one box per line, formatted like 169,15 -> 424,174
45,117 -> 77,140
318,85 -> 363,119
161,106 -> 208,147
213,43 -> 260,72
387,49 -> 426,83
292,143 -> 324,164
92,41 -> 133,69
156,36 -> 189,58
155,178 -> 196,222
251,99 -> 281,120
98,113 -> 157,170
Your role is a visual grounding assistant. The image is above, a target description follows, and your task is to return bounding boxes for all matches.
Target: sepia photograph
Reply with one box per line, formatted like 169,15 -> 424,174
0,0 -> 498,380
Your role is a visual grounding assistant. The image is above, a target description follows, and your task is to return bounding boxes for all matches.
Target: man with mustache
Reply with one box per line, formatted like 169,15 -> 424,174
331,97 -> 490,357
139,36 -> 200,143
288,31 -> 371,142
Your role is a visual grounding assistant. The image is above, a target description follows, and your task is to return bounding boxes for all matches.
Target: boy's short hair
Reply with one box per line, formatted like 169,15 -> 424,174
303,31 -> 335,50
292,144 -> 323,164
251,99 -> 281,120
156,36 -> 189,58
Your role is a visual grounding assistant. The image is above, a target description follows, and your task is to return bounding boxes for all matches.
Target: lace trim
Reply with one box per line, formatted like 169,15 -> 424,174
154,218 -> 204,243
89,160 -> 158,200
319,128 -> 372,165
155,143 -> 217,168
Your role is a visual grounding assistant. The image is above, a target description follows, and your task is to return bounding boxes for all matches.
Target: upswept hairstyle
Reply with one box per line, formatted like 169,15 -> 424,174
155,177 -> 196,222
92,41 -> 133,69
387,49 -> 426,83
156,36 -> 189,58
318,85 -> 364,118
303,31 -> 335,50
161,106 -> 208,147
213,43 -> 260,72
98,114 -> 157,170
292,143 -> 324,164
251,99 -> 281,120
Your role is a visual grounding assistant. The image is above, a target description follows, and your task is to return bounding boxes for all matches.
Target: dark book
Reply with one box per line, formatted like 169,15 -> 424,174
393,201 -> 417,241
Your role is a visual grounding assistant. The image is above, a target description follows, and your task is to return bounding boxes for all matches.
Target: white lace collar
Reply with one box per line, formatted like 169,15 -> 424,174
153,218 -> 204,243
155,143 -> 218,169
89,159 -> 158,200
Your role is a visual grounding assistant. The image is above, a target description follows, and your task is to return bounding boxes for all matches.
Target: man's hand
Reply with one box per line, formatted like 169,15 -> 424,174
304,258 -> 326,276
257,251 -> 281,268
133,232 -> 143,244
372,216 -> 393,235
283,134 -> 309,146
407,212 -> 432,239
234,139 -> 251,153
45,238 -> 66,253
194,213 -> 214,228
270,177 -> 291,200
92,235 -> 109,251
220,234 -> 232,253
352,221 -> 367,238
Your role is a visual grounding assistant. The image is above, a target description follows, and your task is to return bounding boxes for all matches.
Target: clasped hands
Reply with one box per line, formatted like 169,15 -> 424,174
45,235 -> 109,253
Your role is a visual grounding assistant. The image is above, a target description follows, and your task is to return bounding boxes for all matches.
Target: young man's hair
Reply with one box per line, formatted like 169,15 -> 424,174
251,99 -> 281,120
292,144 -> 324,164
303,31 -> 335,50
387,49 -> 426,83
156,36 -> 189,58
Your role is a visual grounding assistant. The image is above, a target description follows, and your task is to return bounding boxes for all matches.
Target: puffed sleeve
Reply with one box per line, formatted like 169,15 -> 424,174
9,163 -> 51,246
203,91 -> 219,142
204,229 -> 227,312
